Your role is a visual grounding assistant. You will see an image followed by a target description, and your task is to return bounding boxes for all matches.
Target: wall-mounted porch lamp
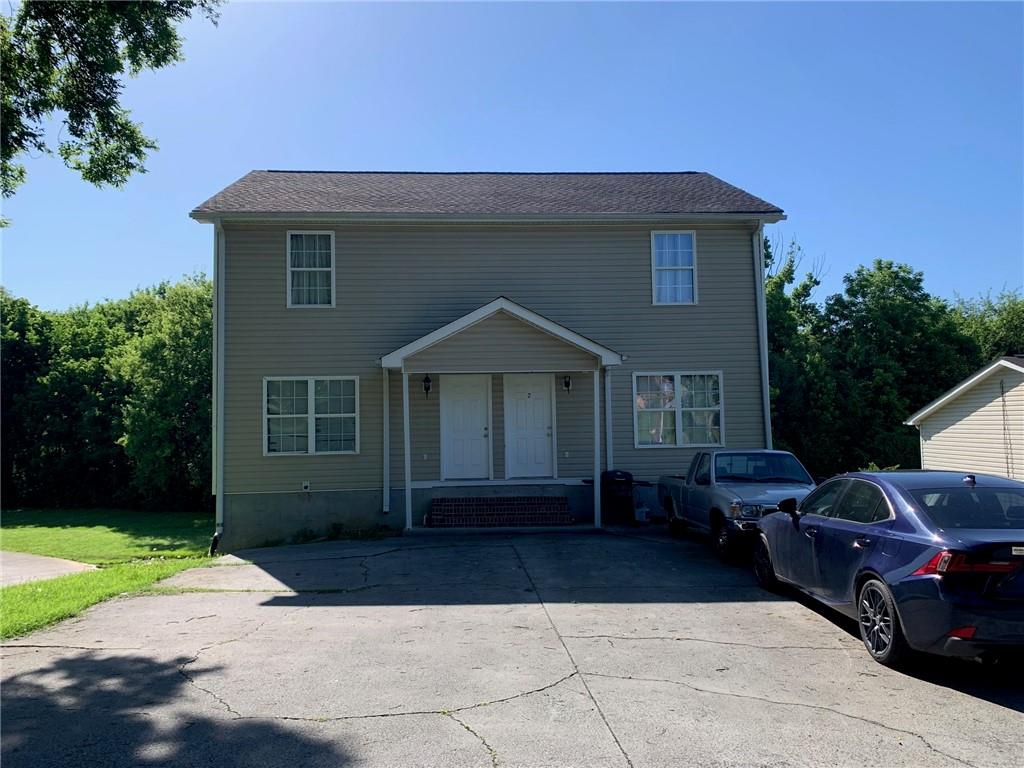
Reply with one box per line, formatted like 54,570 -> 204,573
562,375 -> 572,394
422,375 -> 432,398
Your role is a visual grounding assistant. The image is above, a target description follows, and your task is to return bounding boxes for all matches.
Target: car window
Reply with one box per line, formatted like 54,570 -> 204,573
832,480 -> 887,524
911,487 -> 1024,530
713,452 -> 813,485
800,480 -> 847,518
686,453 -> 702,483
694,454 -> 711,485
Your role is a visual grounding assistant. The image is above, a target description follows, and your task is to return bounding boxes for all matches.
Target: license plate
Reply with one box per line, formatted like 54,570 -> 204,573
1012,546 -> 1024,556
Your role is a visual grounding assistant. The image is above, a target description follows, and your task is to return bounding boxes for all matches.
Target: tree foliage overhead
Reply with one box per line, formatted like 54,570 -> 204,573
1,0 -> 220,198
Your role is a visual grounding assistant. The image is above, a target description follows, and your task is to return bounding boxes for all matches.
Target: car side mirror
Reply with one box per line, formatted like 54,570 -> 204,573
778,497 -> 799,518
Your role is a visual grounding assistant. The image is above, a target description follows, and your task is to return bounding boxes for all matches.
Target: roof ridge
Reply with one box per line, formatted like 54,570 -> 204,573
261,170 -> 707,176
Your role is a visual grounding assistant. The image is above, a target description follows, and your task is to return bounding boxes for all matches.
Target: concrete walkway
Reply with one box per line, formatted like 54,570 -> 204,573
2,530 -> 1022,767
0,550 -> 95,587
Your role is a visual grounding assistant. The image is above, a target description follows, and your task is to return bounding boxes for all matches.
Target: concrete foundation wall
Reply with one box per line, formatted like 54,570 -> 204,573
222,484 -> 595,551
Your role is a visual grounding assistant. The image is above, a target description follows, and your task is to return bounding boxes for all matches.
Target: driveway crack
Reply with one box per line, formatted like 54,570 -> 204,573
583,671 -> 979,768
562,634 -> 850,652
444,712 -> 499,767
510,544 -> 634,768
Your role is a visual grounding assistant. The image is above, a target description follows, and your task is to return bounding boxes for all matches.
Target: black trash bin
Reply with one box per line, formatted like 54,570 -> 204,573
601,470 -> 637,525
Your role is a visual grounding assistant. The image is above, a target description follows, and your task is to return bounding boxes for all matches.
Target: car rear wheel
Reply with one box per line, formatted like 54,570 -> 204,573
666,499 -> 686,539
857,579 -> 908,667
753,537 -> 780,591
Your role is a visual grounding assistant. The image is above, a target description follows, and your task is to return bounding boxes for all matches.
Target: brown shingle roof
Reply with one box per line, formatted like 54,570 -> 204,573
191,171 -> 783,218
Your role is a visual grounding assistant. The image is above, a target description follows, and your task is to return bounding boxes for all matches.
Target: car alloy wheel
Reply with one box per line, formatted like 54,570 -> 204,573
859,584 -> 892,656
857,579 -> 907,666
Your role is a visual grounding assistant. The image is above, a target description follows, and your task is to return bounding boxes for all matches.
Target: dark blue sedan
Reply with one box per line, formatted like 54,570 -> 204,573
754,470 -> 1024,666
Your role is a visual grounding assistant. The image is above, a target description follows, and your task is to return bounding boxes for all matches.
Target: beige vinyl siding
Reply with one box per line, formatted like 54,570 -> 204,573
223,224 -> 765,493
919,370 -> 1024,479
405,311 -> 599,373
554,371 -> 598,478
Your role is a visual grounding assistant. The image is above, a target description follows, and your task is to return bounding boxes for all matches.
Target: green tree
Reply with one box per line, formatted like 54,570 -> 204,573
1,0 -> 220,199
952,291 -> 1024,361
113,276 -> 212,506
817,260 -> 981,471
0,288 -> 52,500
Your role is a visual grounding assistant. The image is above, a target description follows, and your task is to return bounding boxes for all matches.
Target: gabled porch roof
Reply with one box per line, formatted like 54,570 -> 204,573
380,297 -> 624,369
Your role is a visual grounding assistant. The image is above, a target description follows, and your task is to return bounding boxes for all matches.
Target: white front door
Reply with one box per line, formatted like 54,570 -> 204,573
504,374 -> 554,478
440,375 -> 491,480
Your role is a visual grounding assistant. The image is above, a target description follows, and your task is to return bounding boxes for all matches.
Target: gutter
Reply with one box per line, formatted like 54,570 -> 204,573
190,211 -> 787,226
752,224 -> 773,449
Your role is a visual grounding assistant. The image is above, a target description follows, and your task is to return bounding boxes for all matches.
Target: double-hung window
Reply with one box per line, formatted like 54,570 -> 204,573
264,377 -> 359,455
651,231 -> 696,305
287,231 -> 334,307
633,371 -> 723,447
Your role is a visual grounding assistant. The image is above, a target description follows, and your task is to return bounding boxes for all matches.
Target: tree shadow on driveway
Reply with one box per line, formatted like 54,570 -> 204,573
1,651 -> 351,768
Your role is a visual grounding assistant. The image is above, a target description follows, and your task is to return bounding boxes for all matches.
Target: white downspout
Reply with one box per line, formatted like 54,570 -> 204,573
214,220 -> 226,536
752,223 -> 773,449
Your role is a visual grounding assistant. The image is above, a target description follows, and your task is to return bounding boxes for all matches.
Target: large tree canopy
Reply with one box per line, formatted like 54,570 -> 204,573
1,0 -> 219,199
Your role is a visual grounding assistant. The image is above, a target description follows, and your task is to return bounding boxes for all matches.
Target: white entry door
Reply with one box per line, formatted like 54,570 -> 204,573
504,374 -> 554,478
440,375 -> 491,480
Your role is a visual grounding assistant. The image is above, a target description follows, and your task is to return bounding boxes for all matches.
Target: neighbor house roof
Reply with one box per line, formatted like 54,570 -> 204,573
904,356 -> 1024,426
191,171 -> 784,221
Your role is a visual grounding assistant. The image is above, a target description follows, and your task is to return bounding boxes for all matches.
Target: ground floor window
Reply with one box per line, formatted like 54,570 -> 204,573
633,371 -> 723,447
264,376 -> 359,455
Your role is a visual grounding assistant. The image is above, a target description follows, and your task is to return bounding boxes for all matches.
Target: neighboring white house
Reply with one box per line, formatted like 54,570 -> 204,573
905,356 -> 1024,480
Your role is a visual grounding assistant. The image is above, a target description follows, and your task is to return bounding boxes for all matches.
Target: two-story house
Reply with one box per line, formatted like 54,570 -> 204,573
191,172 -> 784,550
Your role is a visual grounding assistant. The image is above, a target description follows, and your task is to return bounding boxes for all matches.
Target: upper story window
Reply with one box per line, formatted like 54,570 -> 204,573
287,231 -> 335,307
633,371 -> 723,448
651,231 -> 696,305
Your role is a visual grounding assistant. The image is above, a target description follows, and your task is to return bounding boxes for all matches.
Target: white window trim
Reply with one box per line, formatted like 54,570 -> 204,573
262,376 -> 360,456
286,230 -> 336,309
650,230 -> 698,306
632,370 -> 725,449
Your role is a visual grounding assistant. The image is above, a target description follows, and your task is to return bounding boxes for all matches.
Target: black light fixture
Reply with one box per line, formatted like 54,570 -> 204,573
562,375 -> 572,394
422,374 -> 432,398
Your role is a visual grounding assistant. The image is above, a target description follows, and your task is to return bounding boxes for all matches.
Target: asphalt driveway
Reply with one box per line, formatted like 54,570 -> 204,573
2,529 -> 1021,767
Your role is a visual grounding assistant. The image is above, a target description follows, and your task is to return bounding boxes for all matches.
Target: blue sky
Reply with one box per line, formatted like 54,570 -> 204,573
3,1 -> 1022,310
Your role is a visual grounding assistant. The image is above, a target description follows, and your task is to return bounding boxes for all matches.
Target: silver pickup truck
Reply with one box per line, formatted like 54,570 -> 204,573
658,449 -> 816,558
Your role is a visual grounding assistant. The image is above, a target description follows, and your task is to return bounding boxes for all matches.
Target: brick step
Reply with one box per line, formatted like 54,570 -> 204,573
428,496 -> 574,528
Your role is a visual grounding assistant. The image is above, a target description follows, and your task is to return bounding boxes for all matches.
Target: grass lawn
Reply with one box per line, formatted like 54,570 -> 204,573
1,509 -> 213,564
1,509 -> 214,639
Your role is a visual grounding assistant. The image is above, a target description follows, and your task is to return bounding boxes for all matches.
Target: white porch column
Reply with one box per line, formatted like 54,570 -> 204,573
402,369 -> 412,530
603,367 -> 613,471
593,368 -> 602,528
382,368 -> 390,513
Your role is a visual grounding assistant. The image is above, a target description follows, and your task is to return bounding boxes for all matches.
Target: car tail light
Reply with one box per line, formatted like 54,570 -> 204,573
912,551 -> 953,575
948,626 -> 977,640
913,550 -> 1018,576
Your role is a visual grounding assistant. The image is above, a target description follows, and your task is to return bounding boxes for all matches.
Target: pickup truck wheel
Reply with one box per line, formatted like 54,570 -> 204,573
711,518 -> 734,561
753,537 -> 780,591
665,499 -> 686,539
